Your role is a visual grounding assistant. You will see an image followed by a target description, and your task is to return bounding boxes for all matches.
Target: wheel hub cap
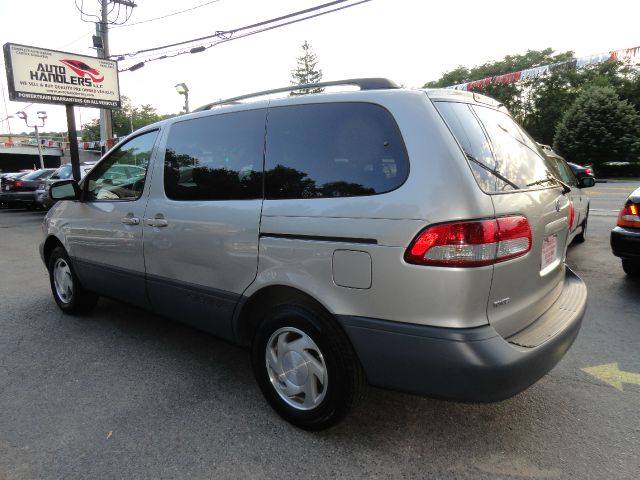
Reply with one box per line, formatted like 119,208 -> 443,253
281,350 -> 309,385
265,327 -> 327,411
53,258 -> 74,304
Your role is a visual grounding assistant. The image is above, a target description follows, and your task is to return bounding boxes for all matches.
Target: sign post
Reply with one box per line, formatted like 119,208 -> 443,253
3,43 -> 121,181
65,105 -> 81,181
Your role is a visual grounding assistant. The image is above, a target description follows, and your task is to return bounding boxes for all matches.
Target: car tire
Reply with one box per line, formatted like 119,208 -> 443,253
574,211 -> 588,244
622,259 -> 640,277
48,246 -> 99,314
251,302 -> 366,431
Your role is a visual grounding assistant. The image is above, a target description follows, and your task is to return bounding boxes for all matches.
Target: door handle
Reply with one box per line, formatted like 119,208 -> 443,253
145,216 -> 168,228
121,216 -> 140,225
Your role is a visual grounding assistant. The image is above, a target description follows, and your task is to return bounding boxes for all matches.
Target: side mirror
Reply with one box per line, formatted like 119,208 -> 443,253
50,179 -> 81,200
579,177 -> 596,188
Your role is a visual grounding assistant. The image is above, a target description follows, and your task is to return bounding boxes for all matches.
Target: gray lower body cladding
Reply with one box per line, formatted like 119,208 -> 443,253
337,267 -> 586,402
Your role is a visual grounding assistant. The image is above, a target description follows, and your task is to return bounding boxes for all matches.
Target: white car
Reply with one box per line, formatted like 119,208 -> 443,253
35,162 -> 96,209
543,149 -> 595,244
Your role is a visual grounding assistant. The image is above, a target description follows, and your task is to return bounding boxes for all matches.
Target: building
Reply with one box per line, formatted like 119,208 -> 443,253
0,134 -> 63,172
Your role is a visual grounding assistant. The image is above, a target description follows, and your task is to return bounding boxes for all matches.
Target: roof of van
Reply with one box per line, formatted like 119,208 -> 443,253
136,80 -> 508,134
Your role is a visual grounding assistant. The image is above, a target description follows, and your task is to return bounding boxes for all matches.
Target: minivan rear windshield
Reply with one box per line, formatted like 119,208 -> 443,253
435,101 -> 558,193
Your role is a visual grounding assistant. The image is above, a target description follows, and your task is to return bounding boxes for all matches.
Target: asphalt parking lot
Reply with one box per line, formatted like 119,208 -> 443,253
1,182 -> 639,480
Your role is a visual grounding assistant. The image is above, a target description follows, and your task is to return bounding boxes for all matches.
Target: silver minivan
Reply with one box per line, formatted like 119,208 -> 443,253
41,79 -> 587,430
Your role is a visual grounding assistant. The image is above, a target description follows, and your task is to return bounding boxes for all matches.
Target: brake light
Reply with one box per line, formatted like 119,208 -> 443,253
585,168 -> 592,175
618,202 -> 640,228
15,181 -> 22,188
568,201 -> 575,230
405,216 -> 532,267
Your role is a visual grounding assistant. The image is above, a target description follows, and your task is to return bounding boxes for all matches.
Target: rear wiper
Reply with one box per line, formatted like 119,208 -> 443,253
465,153 -> 520,190
527,177 -> 571,195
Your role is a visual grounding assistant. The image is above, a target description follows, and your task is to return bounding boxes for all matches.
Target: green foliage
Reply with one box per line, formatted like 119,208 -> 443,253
423,48 -> 640,150
553,86 -> 640,166
423,49 -> 575,121
290,41 -> 323,96
523,61 -> 640,144
82,96 -> 175,141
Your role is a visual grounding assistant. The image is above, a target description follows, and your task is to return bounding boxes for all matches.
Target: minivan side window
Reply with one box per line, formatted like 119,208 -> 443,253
264,103 -> 409,199
85,130 -> 158,201
164,109 -> 265,201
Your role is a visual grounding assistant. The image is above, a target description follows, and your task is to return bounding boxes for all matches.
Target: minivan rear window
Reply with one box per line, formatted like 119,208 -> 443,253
264,102 -> 409,199
435,101 -> 557,192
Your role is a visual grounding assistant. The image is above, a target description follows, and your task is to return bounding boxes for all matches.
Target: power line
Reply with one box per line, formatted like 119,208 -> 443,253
57,29 -> 96,50
118,0 -> 372,72
113,0 -> 359,60
75,0 -> 135,26
111,0 -> 223,29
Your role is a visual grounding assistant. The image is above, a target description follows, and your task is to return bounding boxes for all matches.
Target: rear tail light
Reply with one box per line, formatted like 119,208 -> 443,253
15,181 -> 22,188
585,168 -> 592,175
568,201 -> 575,230
405,216 -> 532,267
618,202 -> 640,228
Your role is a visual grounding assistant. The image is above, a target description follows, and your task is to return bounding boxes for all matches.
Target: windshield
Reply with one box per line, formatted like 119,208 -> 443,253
51,165 -> 73,180
22,169 -> 54,181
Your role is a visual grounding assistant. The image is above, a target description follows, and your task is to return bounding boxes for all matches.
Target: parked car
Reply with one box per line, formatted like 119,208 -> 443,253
41,79 -> 587,430
610,185 -> 640,276
0,171 -> 36,208
0,172 -> 19,196
543,151 -> 595,244
0,168 -> 56,209
35,162 -> 97,209
567,162 -> 595,182
1,170 -> 31,189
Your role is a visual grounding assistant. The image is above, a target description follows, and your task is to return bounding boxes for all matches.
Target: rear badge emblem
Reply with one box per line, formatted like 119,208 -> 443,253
493,297 -> 511,307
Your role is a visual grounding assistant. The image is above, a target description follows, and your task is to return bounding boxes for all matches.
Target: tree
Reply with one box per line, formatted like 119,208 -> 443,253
290,41 -> 323,95
423,48 -> 640,146
81,96 -> 174,141
553,86 -> 640,166
423,48 -> 575,124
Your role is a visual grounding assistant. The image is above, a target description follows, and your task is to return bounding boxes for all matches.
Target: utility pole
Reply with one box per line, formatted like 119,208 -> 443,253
97,1 -> 111,151
97,0 -> 136,151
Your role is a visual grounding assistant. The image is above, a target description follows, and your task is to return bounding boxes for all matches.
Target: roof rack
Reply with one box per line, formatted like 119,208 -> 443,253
194,78 -> 399,112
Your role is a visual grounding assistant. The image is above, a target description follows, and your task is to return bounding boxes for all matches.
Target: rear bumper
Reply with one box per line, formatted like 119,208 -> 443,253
338,267 -> 586,402
0,191 -> 37,204
611,226 -> 640,260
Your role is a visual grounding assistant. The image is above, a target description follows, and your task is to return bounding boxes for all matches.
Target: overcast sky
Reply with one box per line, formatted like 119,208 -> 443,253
1,0 -> 639,134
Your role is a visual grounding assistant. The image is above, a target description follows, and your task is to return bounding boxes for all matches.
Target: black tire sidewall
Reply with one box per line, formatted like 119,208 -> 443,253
48,246 -> 93,314
251,303 -> 351,430
622,259 -> 640,277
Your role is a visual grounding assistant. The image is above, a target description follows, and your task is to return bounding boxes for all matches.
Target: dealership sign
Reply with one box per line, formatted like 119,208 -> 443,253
3,43 -> 121,109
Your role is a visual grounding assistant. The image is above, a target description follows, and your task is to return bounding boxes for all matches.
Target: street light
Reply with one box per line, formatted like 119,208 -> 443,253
15,111 -> 47,169
175,83 -> 189,114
